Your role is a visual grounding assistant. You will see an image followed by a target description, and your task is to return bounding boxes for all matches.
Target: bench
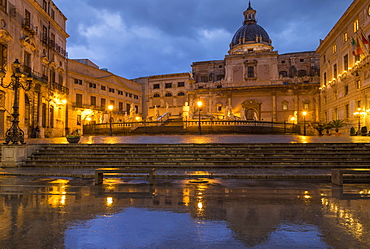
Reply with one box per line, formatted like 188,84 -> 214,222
331,169 -> 370,186
95,168 -> 155,185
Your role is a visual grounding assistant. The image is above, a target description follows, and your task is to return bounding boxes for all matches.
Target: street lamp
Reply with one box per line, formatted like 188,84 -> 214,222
197,100 -> 203,135
108,105 -> 114,136
302,111 -> 307,136
354,108 -> 366,135
0,59 -> 33,144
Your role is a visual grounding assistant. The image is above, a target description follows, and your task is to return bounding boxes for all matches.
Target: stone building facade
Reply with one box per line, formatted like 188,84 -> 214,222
317,0 -> 370,132
0,0 -> 68,138
67,59 -> 142,134
189,3 -> 320,124
134,73 -> 190,120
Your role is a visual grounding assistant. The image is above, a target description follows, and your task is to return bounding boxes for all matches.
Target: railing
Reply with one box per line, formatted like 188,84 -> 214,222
83,120 -> 300,135
50,82 -> 69,94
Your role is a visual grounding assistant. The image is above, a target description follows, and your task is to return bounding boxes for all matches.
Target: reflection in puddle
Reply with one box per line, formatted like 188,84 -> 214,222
0,178 -> 370,248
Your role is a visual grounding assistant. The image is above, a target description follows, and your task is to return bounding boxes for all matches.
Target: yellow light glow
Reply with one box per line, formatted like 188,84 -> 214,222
108,105 -> 114,111
135,116 -> 141,121
197,202 -> 203,210
302,111 -> 307,116
106,197 -> 114,207
197,101 -> 203,108
62,99 -> 67,104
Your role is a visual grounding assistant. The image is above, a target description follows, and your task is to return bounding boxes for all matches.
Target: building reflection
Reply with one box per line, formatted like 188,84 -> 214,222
0,177 -> 370,248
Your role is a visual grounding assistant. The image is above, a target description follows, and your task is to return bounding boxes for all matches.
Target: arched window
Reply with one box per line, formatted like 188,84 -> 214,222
178,92 -> 185,96
298,70 -> 307,77
165,92 -> 173,97
153,93 -> 160,98
279,71 -> 288,77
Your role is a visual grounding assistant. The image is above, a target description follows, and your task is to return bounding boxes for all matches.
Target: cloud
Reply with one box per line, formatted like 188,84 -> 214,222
54,0 -> 354,78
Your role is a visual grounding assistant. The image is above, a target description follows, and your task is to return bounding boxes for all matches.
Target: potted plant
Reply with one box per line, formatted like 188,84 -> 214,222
314,123 -> 325,136
350,127 -> 357,136
361,126 -> 368,136
329,120 -> 347,136
66,135 -> 81,143
323,122 -> 333,136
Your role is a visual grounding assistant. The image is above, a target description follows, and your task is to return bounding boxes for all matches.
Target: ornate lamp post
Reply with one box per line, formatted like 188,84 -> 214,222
197,100 -> 203,135
108,104 -> 114,136
0,59 -> 33,144
354,108 -> 366,135
302,111 -> 307,136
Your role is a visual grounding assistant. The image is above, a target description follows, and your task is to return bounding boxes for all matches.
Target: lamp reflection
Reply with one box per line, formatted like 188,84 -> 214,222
47,179 -> 70,208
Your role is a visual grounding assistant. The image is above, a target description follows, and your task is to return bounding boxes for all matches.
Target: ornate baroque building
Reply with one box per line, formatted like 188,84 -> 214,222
317,0 -> 370,132
0,0 -> 68,138
189,2 -> 320,124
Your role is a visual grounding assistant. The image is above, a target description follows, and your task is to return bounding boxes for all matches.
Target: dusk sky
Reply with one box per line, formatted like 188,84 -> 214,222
53,0 -> 354,79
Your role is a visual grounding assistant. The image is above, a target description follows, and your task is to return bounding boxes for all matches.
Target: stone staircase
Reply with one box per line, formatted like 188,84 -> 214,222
20,143 -> 370,171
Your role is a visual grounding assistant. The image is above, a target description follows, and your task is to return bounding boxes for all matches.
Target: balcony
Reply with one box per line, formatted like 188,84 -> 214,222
50,82 -> 69,95
22,19 -> 38,35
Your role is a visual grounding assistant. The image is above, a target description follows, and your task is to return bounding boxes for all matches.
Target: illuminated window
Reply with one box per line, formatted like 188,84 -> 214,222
354,19 -> 359,32
304,103 -> 309,110
332,44 -> 337,53
343,32 -> 348,42
357,80 -> 361,89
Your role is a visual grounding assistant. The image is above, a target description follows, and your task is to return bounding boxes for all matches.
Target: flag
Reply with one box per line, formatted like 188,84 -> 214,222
352,38 -> 362,56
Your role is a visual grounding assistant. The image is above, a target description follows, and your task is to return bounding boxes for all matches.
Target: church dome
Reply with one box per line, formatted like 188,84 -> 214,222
229,2 -> 272,53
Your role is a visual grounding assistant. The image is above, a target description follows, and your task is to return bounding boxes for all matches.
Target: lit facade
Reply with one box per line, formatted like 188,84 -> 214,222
188,3 -> 320,125
134,73 -> 190,119
317,0 -> 370,132
67,59 -> 142,134
0,0 -> 69,138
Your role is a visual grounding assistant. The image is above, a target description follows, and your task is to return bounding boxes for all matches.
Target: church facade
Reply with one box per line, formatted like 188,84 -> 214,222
187,3 -> 320,125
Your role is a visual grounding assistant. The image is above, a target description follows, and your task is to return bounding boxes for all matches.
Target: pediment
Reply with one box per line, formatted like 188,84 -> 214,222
0,29 -> 13,43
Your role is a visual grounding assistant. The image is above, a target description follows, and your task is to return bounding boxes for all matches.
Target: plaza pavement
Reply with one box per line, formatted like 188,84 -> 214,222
1,134 -> 370,181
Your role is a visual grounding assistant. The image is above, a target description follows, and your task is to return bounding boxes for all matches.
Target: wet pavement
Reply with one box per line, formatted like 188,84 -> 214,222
0,177 -> 369,248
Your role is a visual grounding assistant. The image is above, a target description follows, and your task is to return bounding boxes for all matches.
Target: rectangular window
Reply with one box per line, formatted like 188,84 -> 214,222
334,108 -> 338,120
323,72 -> 327,86
109,88 -> 115,93
59,74 -> 63,84
354,20 -> 359,32
178,82 -> 185,87
344,85 -> 349,95
119,102 -> 123,111
344,54 -> 348,71
76,93 -> 82,107
126,103 -> 131,112
357,100 -> 361,108
50,8 -> 55,20
357,80 -> 361,89
333,64 -> 337,79
304,103 -> 309,110
101,98 -> 106,109
153,84 -> 160,89
24,51 -> 31,73
42,25 -> 47,43
74,78 -> 82,85
89,82 -> 96,88
24,9 -> 31,27
0,43 -> 6,68
247,66 -> 255,78
134,95 -> 139,99
118,90 -> 123,95
101,85 -> 106,91
165,83 -> 172,88
0,0 -> 7,13
43,0 -> 47,11
332,44 -> 337,53
110,100 -> 115,106
77,115 -> 81,126
343,32 -> 348,42
345,104 -> 349,119
50,69 -> 55,83
91,96 -> 96,106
